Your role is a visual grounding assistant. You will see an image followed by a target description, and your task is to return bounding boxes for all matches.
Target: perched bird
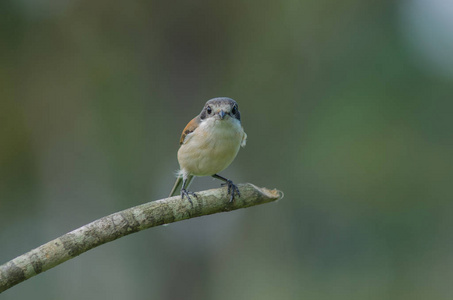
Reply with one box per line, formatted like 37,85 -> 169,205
169,97 -> 247,203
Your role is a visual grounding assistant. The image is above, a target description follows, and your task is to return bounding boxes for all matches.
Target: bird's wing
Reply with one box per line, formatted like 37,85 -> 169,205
241,130 -> 247,147
179,116 -> 200,145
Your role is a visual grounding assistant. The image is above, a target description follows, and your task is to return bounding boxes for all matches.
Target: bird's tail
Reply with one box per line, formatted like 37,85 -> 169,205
169,174 -> 194,197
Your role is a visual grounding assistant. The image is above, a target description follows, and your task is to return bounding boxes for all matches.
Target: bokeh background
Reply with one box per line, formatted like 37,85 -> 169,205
1,0 -> 453,299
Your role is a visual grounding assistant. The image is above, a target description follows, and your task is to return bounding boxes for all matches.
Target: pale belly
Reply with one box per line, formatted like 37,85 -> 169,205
178,119 -> 244,176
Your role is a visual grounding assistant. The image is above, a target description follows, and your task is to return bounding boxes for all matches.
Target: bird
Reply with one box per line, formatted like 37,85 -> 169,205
169,97 -> 247,203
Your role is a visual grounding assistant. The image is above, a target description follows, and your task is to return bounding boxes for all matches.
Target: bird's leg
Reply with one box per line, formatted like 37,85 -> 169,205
180,177 -> 197,204
212,174 -> 240,202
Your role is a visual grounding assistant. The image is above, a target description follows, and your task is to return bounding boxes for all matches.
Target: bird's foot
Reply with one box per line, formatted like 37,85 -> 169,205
221,180 -> 240,202
181,188 -> 197,205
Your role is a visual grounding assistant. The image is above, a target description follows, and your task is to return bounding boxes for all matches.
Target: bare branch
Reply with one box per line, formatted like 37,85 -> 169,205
0,183 -> 283,293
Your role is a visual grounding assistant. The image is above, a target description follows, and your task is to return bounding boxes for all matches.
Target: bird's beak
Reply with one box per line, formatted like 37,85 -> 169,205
218,110 -> 226,120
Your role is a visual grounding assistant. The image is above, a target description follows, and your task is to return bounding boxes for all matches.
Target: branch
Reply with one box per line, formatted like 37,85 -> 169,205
0,183 -> 283,293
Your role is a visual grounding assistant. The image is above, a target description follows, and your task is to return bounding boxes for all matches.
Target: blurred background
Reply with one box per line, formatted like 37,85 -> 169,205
1,0 -> 453,299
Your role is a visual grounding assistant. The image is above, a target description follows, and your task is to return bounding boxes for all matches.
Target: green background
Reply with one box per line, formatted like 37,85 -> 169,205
1,0 -> 453,299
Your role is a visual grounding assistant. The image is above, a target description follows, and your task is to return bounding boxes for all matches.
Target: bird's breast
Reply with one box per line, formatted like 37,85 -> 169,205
178,118 -> 244,176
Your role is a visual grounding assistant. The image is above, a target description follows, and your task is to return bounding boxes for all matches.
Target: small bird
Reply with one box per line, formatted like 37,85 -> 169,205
169,97 -> 247,203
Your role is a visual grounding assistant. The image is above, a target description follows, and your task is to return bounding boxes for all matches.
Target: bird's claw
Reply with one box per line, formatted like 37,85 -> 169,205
221,180 -> 240,202
181,188 -> 197,205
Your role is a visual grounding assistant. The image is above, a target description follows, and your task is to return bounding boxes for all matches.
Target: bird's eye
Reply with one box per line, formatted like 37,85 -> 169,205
206,106 -> 212,114
232,105 -> 237,115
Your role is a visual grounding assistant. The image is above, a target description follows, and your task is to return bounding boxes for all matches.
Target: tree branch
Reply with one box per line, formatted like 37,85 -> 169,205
0,183 -> 283,293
